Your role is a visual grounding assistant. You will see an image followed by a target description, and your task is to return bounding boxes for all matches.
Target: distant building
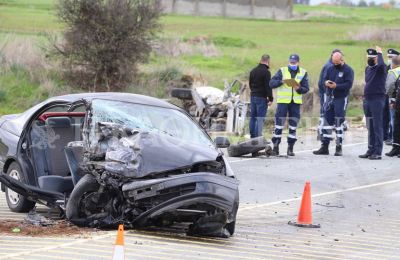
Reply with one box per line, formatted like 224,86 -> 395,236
161,0 -> 293,19
293,0 -> 310,4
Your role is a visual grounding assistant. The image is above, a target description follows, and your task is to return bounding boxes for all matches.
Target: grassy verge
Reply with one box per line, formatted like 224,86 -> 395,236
0,1 -> 398,116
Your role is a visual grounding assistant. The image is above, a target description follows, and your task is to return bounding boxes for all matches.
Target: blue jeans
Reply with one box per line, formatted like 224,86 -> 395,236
322,97 -> 348,145
363,98 -> 385,156
249,96 -> 268,138
389,106 -> 395,140
383,96 -> 391,141
272,102 -> 301,145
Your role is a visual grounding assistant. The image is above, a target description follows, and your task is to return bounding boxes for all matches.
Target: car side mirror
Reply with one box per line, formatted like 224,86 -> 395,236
214,137 -> 230,148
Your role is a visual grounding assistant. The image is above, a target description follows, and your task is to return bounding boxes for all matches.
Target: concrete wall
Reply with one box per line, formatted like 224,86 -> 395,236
161,0 -> 293,19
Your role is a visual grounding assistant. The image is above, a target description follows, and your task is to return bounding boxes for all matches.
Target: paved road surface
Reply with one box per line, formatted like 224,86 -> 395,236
1,130 -> 399,259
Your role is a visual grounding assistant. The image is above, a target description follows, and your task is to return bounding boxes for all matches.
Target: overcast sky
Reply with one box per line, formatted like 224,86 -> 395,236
310,0 -> 387,4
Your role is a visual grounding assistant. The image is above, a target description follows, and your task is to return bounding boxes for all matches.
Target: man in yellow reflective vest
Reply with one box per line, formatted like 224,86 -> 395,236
269,54 -> 310,156
385,55 -> 400,157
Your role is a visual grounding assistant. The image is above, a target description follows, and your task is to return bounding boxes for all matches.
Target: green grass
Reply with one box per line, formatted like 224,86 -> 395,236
0,1 -> 399,115
0,66 -> 48,115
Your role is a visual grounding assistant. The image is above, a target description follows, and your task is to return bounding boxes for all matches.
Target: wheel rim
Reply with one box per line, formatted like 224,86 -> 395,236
7,170 -> 21,205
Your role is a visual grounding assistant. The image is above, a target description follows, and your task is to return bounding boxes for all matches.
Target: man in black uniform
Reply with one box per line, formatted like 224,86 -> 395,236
249,54 -> 273,138
359,47 -> 387,160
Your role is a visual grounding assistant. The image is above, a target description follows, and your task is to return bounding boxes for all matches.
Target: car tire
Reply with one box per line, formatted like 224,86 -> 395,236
5,162 -> 36,213
265,145 -> 273,157
227,137 -> 269,157
66,174 -> 100,225
170,88 -> 193,100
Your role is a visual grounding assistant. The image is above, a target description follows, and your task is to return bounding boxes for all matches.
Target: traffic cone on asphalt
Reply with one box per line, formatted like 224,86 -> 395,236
112,224 -> 125,260
288,181 -> 320,228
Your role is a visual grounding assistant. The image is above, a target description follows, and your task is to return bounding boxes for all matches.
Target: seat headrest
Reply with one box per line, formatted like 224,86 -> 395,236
45,117 -> 71,128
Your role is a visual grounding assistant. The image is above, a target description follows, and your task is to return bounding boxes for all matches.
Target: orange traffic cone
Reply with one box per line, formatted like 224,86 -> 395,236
112,224 -> 125,260
288,182 -> 320,228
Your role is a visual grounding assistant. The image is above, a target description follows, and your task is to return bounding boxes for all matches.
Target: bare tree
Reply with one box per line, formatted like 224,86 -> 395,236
54,0 -> 162,91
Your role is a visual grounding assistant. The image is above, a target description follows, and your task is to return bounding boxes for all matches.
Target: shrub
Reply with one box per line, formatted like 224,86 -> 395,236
54,0 -> 162,91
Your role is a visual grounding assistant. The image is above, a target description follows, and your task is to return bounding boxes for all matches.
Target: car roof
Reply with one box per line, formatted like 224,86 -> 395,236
2,93 -> 181,136
47,92 -> 177,109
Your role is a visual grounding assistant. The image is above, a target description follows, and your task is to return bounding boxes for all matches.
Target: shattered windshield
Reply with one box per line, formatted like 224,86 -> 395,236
90,99 -> 213,147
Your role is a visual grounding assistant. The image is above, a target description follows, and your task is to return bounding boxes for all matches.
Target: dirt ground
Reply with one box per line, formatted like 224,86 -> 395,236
0,219 -> 94,237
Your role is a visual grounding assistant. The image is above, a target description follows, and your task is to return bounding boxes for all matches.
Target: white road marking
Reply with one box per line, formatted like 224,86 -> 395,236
239,177 -> 400,211
229,142 -> 367,164
0,233 -> 114,259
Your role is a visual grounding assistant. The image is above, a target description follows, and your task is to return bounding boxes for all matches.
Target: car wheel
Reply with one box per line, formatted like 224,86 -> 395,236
265,145 -> 273,157
5,162 -> 36,212
227,137 -> 269,157
66,174 -> 100,226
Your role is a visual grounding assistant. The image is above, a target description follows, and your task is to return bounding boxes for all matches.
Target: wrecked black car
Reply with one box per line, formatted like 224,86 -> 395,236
0,93 -> 238,237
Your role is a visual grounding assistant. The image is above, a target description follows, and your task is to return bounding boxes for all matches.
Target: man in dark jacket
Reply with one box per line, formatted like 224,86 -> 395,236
313,52 -> 354,156
249,54 -> 273,138
317,49 -> 342,116
359,47 -> 387,160
317,49 -> 345,140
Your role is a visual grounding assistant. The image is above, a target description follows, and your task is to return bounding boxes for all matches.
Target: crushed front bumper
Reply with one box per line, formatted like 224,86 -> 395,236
122,172 -> 239,235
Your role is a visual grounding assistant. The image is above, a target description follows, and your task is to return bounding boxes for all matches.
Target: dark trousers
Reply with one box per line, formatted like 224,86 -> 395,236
322,96 -> 348,146
249,96 -> 268,138
383,96 -> 392,141
393,104 -> 400,147
363,98 -> 386,156
272,102 -> 300,145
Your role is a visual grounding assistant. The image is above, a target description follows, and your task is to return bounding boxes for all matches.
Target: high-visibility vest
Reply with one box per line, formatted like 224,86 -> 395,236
389,67 -> 400,79
277,67 -> 307,104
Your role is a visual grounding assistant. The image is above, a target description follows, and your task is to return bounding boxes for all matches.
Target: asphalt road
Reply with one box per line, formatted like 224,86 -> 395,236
1,129 -> 400,260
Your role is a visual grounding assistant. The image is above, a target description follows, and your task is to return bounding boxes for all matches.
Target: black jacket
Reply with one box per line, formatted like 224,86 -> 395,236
249,64 -> 273,102
318,59 -> 333,96
324,63 -> 354,99
364,53 -> 387,99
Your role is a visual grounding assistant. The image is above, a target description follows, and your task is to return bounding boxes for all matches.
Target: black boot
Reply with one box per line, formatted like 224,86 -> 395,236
313,144 -> 329,155
359,152 -> 371,159
385,146 -> 400,157
287,144 -> 295,156
334,145 -> 342,156
271,145 -> 279,156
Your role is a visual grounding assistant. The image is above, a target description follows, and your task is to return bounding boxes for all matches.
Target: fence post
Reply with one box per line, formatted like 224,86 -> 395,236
172,0 -> 177,14
250,0 -> 255,17
194,0 -> 199,16
222,0 -> 227,17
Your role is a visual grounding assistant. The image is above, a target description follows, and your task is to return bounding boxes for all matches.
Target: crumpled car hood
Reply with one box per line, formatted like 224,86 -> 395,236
97,127 -> 220,178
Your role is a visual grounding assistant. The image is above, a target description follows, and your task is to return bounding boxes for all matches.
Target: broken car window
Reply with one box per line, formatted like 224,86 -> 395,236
90,99 -> 213,147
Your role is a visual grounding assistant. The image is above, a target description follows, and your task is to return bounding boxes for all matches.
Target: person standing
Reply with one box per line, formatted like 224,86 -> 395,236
359,47 -> 387,160
313,52 -> 354,156
383,48 -> 399,145
249,54 -> 273,138
317,49 -> 343,140
385,55 -> 400,157
270,54 -> 309,156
